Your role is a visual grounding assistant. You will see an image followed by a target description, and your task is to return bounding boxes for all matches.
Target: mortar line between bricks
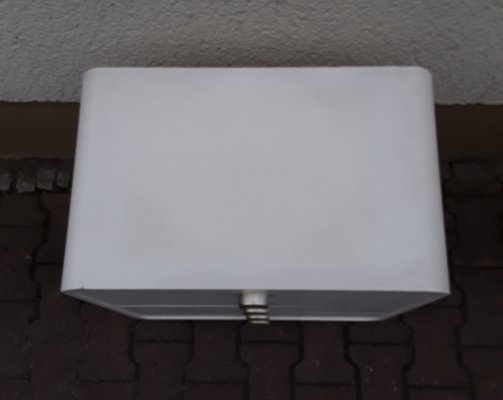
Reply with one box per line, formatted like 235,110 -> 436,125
401,314 -> 415,400
0,299 -> 39,303
290,321 -> 304,399
444,204 -> 477,400
443,195 -> 475,339
296,383 -> 356,388
238,320 -> 251,400
37,193 -> 53,254
74,302 -> 90,387
408,384 -> 472,390
288,321 -> 301,400
453,265 -> 503,270
24,193 -> 49,387
77,378 -> 138,383
180,320 -> 195,400
71,301 -> 87,398
444,193 -> 503,198
452,251 -> 477,400
444,195 -> 461,264
461,344 -> 503,349
0,223 -> 43,228
236,321 -> 250,400
497,211 -> 503,247
348,340 -> 416,346
240,339 -> 300,344
348,342 -> 412,348
134,339 -> 193,344
238,341 -> 299,348
0,373 -> 30,381
185,379 -> 245,384
344,323 -> 362,400
0,377 -> 31,382
127,319 -> 140,400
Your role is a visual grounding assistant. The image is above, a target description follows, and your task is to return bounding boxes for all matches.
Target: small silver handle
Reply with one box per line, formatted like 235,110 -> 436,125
240,290 -> 269,324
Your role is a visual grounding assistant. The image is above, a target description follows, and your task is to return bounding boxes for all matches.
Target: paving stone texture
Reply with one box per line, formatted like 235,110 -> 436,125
0,160 -> 502,399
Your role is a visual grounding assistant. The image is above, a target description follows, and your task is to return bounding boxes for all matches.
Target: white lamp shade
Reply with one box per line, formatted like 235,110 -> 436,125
62,66 -> 449,321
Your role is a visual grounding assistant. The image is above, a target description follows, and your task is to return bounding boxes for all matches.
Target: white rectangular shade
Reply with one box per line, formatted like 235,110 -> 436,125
62,66 -> 449,321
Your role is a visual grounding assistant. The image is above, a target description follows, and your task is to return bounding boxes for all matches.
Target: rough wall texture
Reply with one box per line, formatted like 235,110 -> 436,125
0,0 -> 502,104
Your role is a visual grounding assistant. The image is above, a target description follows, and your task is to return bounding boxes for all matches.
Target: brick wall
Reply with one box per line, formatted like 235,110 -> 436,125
0,159 -> 501,400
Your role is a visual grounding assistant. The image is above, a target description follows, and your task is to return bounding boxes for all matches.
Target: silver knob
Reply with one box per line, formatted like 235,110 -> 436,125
240,290 -> 269,324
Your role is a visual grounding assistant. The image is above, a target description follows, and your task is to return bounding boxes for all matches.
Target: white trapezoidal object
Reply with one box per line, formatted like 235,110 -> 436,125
62,66 -> 449,322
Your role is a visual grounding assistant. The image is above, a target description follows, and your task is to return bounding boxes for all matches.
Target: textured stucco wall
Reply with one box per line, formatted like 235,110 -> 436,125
0,0 -> 502,103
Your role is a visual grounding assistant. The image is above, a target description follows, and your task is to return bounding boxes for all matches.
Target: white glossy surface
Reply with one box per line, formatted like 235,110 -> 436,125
62,67 -> 449,320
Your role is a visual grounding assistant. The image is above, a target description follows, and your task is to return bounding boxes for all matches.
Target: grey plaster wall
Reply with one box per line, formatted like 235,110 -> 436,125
0,0 -> 502,103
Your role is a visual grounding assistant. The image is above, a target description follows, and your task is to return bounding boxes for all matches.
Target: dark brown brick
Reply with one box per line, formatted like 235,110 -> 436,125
31,342 -> 80,400
78,305 -> 135,381
0,248 -> 36,300
446,162 -> 502,195
0,169 -> 11,191
0,303 -> 35,378
241,343 -> 298,400
404,308 -> 469,387
295,322 -> 354,384
463,348 -> 503,400
75,382 -> 135,400
36,169 -> 56,191
296,385 -> 356,400
0,380 -> 30,400
454,162 -> 500,180
431,287 -> 462,307
430,272 -> 462,307
440,161 -> 451,182
0,195 -> 45,227
29,266 -> 85,343
444,209 -> 458,251
409,389 -> 470,400
448,197 -> 503,267
445,230 -> 458,252
56,170 -> 71,189
185,322 -> 246,383
38,194 -> 70,263
457,270 -> 503,346
16,172 -> 36,194
135,321 -> 191,342
351,345 -> 410,400
184,383 -> 244,400
349,318 -> 409,344
0,227 -> 44,250
28,266 -> 83,400
134,342 -> 190,400
444,209 -> 456,232
241,321 -> 299,343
